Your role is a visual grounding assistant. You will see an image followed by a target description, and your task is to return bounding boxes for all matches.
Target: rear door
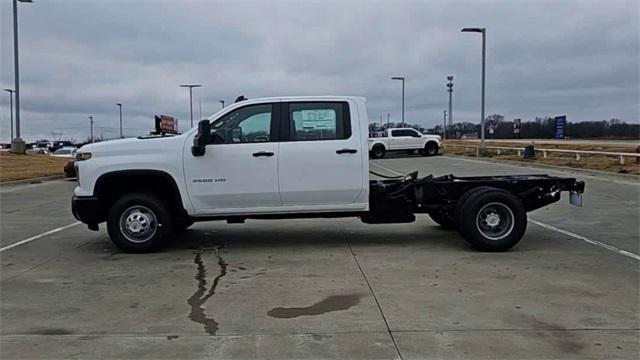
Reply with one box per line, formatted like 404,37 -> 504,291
390,129 -> 412,149
277,101 -> 366,209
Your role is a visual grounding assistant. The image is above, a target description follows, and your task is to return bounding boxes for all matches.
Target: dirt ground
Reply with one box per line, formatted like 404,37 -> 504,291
443,140 -> 640,175
0,152 -> 68,182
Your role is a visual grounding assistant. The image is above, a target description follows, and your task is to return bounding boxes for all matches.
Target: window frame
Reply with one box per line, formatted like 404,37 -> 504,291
391,129 -> 420,138
280,101 -> 352,142
206,102 -> 280,145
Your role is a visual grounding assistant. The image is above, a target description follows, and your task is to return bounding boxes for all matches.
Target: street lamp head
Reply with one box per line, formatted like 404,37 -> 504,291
391,77 -> 404,80
447,75 -> 454,81
3,89 -> 14,93
115,103 -> 122,107
18,0 -> 34,3
180,84 -> 202,88
461,27 -> 485,33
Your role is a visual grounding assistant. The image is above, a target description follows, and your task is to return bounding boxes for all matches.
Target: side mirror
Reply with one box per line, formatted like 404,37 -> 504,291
192,119 -> 211,157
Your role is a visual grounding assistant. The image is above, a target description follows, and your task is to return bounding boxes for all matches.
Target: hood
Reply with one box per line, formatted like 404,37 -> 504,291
79,135 -> 186,157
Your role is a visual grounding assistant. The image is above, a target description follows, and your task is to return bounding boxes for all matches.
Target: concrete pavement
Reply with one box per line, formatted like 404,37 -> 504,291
0,156 -> 638,359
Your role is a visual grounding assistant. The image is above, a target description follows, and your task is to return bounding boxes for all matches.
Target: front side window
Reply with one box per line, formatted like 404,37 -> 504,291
210,104 -> 273,144
287,102 -> 350,141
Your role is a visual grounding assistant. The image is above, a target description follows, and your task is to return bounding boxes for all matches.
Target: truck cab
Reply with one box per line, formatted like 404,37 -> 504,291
369,128 -> 441,158
72,96 -> 584,253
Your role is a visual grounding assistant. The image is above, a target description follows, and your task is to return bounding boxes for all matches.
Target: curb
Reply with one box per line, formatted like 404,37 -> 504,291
0,175 -> 66,187
442,154 -> 640,180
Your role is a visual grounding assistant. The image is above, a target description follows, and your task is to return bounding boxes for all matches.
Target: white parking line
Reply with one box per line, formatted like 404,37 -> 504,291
529,219 -> 640,261
0,222 -> 81,253
370,161 -> 404,176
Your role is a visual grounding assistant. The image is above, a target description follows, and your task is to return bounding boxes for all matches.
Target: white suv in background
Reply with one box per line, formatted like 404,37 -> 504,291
369,128 -> 441,158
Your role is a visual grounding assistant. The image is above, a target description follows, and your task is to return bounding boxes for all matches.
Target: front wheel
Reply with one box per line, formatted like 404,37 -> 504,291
422,142 -> 439,156
107,193 -> 174,253
456,188 -> 527,251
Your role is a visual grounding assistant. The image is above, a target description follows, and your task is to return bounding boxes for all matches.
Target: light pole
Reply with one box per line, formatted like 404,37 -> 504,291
447,75 -> 454,138
10,0 -> 33,153
219,100 -> 225,109
179,84 -> 201,127
89,116 -> 94,143
198,100 -> 202,119
443,110 -> 447,139
391,77 -> 405,126
462,27 -> 486,153
3,89 -> 14,142
115,103 -> 122,138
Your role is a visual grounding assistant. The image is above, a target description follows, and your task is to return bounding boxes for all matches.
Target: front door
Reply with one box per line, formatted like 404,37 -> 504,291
183,103 -> 281,213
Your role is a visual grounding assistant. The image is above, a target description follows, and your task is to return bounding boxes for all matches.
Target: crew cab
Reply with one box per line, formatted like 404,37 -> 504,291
369,128 -> 440,158
72,96 -> 584,253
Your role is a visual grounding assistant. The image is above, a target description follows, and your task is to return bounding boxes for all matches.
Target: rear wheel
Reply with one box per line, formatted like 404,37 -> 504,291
422,142 -> 439,156
456,188 -> 527,251
107,193 -> 174,252
370,145 -> 386,159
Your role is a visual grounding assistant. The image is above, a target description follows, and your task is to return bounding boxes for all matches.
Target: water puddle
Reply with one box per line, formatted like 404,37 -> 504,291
187,246 -> 227,335
267,294 -> 363,319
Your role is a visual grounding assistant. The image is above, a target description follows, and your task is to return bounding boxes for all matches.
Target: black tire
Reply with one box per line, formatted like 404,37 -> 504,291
176,218 -> 194,232
370,145 -> 386,159
453,186 -> 495,223
107,193 -> 174,253
428,211 -> 457,230
422,142 -> 439,156
456,188 -> 527,251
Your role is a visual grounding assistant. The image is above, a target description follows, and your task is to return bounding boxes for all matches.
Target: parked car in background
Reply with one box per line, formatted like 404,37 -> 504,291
34,139 -> 52,149
369,128 -> 441,158
51,146 -> 77,158
50,140 -> 75,153
64,159 -> 77,178
26,147 -> 50,155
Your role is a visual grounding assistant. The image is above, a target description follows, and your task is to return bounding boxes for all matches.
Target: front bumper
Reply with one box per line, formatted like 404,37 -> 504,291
72,196 -> 100,230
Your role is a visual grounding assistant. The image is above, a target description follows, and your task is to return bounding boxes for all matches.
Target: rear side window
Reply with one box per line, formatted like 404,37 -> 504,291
286,102 -> 351,141
392,129 -> 418,137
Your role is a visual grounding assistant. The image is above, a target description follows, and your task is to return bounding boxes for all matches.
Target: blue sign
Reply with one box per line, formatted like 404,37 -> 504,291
554,116 -> 566,139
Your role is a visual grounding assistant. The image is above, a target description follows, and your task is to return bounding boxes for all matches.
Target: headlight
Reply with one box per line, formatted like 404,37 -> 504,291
76,152 -> 92,161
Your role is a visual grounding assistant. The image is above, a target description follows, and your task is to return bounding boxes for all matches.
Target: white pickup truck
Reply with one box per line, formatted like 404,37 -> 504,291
369,128 -> 441,158
72,96 -> 584,253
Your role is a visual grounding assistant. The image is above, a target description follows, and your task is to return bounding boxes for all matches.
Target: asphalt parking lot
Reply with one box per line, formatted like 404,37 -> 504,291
1,155 -> 638,359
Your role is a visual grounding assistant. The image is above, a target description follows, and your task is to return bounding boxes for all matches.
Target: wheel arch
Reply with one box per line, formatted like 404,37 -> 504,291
94,170 -> 187,223
425,140 -> 439,148
371,142 -> 386,150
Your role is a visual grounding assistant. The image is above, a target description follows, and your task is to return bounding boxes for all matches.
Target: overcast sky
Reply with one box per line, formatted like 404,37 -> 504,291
1,0 -> 638,142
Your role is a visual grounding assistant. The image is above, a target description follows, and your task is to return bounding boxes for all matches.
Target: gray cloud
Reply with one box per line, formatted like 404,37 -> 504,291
1,0 -> 638,142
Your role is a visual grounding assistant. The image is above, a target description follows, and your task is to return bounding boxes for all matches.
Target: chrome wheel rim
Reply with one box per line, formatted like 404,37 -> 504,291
475,202 -> 514,241
119,205 -> 158,243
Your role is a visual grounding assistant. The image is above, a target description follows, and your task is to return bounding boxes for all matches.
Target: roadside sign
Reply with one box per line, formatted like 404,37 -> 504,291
513,118 -> 521,139
155,115 -> 178,134
554,116 -> 566,139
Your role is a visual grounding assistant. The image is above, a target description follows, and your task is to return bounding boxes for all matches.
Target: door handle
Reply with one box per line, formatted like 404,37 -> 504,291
336,148 -> 358,154
252,151 -> 274,157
